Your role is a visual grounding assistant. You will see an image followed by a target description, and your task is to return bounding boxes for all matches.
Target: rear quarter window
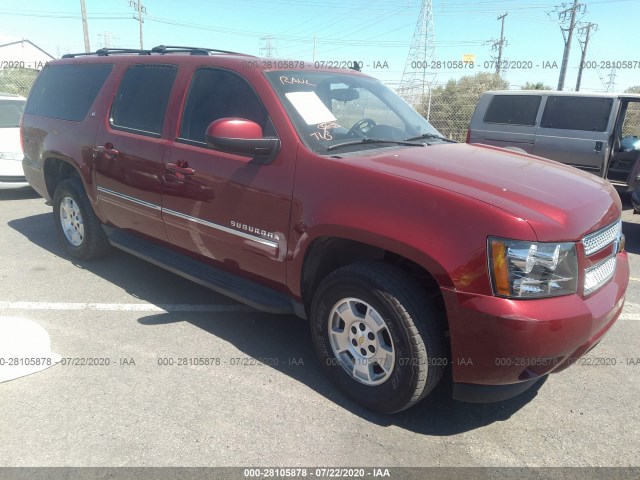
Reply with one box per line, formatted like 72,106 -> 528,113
541,96 -> 613,132
483,95 -> 541,126
24,63 -> 113,122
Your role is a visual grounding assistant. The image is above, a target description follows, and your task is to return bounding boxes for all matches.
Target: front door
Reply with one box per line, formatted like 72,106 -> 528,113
162,67 -> 295,286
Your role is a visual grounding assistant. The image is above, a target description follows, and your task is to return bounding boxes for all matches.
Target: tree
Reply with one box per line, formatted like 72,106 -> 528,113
625,86 -> 640,94
522,81 -> 552,90
0,68 -> 39,97
418,72 -> 508,142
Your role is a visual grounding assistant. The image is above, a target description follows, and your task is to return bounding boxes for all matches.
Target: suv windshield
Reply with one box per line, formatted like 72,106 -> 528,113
265,71 -> 443,154
0,99 -> 25,128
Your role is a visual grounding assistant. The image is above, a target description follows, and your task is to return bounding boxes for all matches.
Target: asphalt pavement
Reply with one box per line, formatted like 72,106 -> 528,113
0,187 -> 638,469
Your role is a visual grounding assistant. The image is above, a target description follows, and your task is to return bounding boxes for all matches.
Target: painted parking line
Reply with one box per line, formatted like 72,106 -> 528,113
630,277 -> 640,282
0,300 -> 638,320
0,302 -> 255,313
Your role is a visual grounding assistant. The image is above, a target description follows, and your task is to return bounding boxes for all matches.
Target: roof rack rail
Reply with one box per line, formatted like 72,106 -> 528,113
60,45 -> 250,59
62,48 -> 151,58
150,45 -> 243,56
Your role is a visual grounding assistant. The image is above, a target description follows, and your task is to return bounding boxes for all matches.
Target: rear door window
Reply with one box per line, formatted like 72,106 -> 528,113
541,96 -> 613,132
484,95 -> 541,126
25,64 -> 112,121
110,64 -> 177,136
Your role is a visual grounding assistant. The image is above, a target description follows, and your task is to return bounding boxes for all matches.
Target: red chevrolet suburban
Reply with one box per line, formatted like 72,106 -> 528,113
21,46 -> 629,413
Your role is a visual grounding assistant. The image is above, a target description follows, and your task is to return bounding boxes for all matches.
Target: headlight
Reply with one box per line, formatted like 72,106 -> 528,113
0,152 -> 23,161
488,237 -> 578,298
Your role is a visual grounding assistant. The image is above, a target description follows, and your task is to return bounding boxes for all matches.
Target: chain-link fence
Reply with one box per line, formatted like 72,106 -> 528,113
0,68 -> 39,97
411,72 -> 510,142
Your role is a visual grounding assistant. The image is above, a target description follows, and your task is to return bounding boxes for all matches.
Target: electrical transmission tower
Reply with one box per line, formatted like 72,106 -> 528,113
260,36 -> 278,58
551,0 -> 586,90
399,0 -> 436,113
606,67 -> 617,92
97,31 -> 118,49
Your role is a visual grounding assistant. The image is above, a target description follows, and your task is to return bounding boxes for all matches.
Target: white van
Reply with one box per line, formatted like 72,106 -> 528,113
468,91 -> 640,192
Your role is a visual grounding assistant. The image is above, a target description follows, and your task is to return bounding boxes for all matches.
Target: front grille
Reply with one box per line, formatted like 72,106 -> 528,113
582,220 -> 621,256
584,256 -> 617,295
581,219 -> 622,295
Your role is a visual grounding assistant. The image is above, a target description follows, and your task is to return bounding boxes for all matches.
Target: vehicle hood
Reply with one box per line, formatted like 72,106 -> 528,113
363,143 -> 621,241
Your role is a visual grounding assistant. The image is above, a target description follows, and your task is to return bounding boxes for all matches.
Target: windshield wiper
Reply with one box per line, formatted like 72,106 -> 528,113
404,133 -> 456,143
326,137 -> 425,152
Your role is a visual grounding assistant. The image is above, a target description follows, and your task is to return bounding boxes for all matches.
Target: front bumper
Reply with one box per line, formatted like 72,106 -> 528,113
444,252 -> 629,402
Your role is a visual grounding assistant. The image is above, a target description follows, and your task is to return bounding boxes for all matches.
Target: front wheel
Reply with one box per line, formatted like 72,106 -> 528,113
310,262 -> 446,414
53,177 -> 111,260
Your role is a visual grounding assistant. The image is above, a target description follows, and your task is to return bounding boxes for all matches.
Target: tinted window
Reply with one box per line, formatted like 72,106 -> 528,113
25,64 -> 112,121
111,64 -> 177,136
483,95 -> 541,126
180,68 -> 268,142
0,99 -> 25,128
541,96 -> 613,132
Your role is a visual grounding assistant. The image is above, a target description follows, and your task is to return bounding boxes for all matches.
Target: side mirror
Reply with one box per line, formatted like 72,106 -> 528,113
205,118 -> 280,164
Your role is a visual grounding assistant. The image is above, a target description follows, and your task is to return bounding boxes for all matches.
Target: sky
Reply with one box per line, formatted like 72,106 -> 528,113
0,0 -> 638,93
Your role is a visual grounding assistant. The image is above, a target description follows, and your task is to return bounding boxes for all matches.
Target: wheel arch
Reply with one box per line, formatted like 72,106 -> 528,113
298,235 -> 449,331
43,155 -> 84,200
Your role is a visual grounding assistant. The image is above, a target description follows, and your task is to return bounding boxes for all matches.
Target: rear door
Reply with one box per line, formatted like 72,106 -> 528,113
162,67 -> 295,286
94,63 -> 177,241
469,94 -> 541,153
533,95 -> 613,174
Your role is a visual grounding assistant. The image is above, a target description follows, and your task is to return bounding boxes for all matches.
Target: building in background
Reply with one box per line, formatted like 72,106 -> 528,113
0,39 -> 54,96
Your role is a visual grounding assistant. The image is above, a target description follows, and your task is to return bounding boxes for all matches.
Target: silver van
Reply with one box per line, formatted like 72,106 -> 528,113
468,91 -> 640,191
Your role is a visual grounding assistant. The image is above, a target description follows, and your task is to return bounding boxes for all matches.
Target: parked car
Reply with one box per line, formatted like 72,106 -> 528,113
632,187 -> 640,214
21,47 -> 629,413
468,90 -> 640,192
0,93 -> 29,189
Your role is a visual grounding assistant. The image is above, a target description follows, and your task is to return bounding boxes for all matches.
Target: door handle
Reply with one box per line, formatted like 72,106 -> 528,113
166,162 -> 196,176
96,143 -> 119,159
594,141 -> 603,153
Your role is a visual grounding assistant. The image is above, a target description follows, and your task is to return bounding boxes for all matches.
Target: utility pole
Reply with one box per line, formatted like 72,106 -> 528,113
495,13 -> 507,75
80,0 -> 90,53
575,22 -> 597,91
129,0 -> 147,49
554,0 -> 585,91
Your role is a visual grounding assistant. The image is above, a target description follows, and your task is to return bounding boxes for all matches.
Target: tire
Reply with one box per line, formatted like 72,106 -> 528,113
310,262 -> 446,414
53,177 -> 111,260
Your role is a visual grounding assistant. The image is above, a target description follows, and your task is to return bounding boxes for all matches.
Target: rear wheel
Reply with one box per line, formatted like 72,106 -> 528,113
310,262 -> 446,414
53,177 -> 111,260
